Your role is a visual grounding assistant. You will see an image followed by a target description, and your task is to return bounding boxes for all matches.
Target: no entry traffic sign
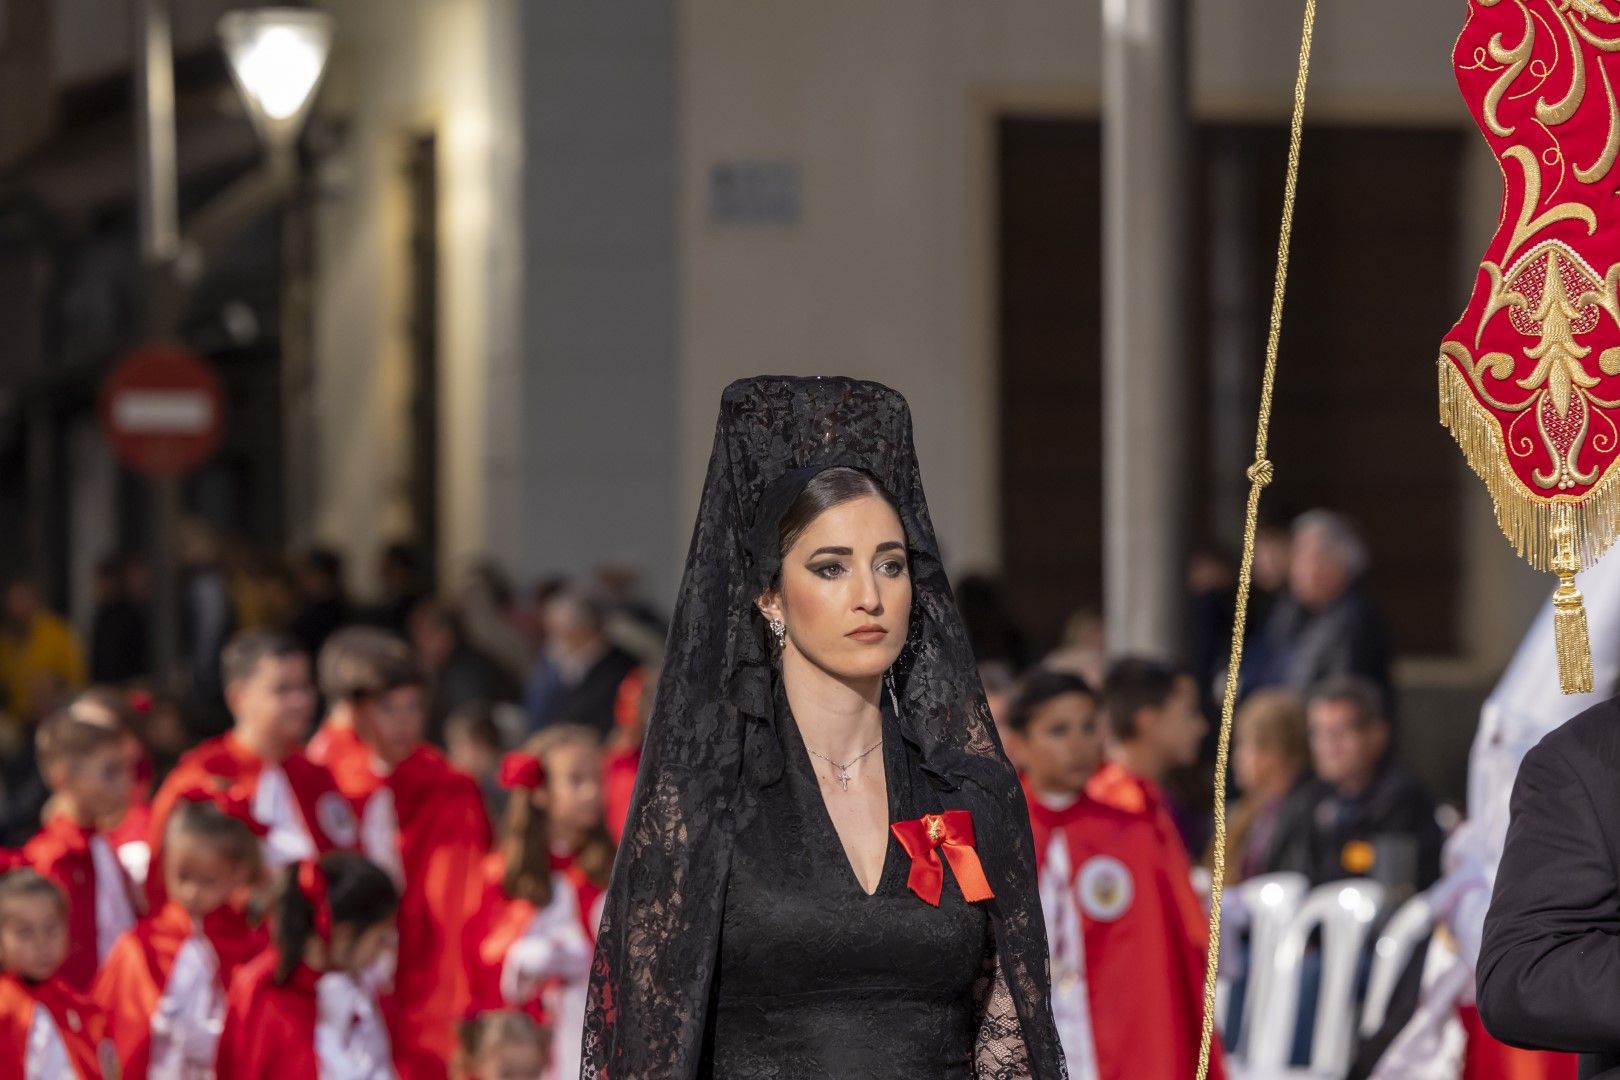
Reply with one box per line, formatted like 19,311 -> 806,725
99,345 -> 225,476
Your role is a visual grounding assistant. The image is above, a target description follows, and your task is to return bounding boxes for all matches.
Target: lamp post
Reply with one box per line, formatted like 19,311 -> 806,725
130,1 -> 332,688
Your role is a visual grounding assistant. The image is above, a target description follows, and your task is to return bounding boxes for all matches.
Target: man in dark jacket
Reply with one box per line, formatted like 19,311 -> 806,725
1478,698 -> 1620,1078
1249,510 -> 1395,715
531,588 -> 638,738
1286,676 -> 1442,894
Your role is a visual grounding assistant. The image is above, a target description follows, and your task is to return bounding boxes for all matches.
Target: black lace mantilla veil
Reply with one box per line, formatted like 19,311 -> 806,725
581,376 -> 1068,1079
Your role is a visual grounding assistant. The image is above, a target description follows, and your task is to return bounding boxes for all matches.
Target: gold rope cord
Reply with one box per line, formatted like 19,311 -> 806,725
1197,0 -> 1318,1076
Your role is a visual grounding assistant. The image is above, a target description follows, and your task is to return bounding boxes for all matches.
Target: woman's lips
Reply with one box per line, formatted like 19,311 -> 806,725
847,627 -> 888,642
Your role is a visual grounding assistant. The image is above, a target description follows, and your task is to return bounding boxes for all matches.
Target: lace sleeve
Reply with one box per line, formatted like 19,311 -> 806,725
974,938 -> 1036,1079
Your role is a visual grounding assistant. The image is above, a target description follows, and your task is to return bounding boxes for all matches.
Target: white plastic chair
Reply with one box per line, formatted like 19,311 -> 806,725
1243,878 -> 1387,1078
1217,871 -> 1310,1064
1359,891 -> 1435,1040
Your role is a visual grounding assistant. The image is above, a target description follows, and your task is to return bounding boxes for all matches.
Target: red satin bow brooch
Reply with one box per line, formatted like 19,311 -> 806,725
498,751 -> 546,791
890,810 -> 994,907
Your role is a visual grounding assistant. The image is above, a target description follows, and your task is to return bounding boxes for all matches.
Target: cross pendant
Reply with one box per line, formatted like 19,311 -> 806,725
836,769 -> 852,791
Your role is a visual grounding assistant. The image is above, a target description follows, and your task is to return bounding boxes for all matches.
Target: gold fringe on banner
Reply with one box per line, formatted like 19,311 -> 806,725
1438,359 -> 1609,692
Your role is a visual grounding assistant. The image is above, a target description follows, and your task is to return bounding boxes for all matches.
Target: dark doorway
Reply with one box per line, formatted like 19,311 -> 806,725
995,117 -> 1467,659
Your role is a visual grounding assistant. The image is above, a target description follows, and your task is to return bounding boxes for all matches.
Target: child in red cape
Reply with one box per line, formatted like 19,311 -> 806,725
65,688 -> 155,887
0,865 -> 117,1078
94,786 -> 267,1078
603,666 -> 653,844
307,626 -> 397,775
464,725 -> 613,1080
453,1009 -> 548,1080
320,631 -> 493,1079
217,853 -> 400,1079
1008,665 -> 1225,1080
24,706 -> 140,992
147,631 -> 358,911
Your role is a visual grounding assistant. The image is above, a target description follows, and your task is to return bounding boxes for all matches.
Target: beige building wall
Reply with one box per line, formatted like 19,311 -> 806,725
309,0 -> 522,595
677,0 -> 1525,659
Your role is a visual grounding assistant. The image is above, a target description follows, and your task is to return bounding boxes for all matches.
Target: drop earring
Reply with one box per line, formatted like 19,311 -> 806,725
769,618 -> 786,648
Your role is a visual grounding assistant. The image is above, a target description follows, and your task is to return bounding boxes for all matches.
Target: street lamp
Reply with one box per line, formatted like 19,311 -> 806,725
128,0 -> 335,690
217,9 -> 334,156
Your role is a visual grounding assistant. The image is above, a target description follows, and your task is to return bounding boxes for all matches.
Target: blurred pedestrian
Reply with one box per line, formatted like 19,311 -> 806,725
1249,510 -> 1394,713
0,579 -> 86,725
288,547 -> 351,662
89,556 -> 149,686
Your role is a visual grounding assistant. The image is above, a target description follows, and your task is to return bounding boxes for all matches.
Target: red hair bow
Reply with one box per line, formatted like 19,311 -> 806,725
890,810 -> 995,907
177,783 -> 270,839
0,849 -> 28,876
497,751 -> 546,791
296,859 -> 333,943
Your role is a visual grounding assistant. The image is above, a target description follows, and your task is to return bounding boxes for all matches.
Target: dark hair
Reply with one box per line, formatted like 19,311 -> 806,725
165,797 -> 264,878
501,725 -> 615,905
1305,674 -> 1386,729
221,630 -> 306,689
303,548 -> 345,586
271,852 -> 398,984
408,598 -> 463,645
380,542 -> 420,574
317,627 -> 423,702
445,700 -> 503,751
776,467 -> 902,561
1006,669 -> 1097,734
0,868 -> 66,925
35,708 -> 126,772
1101,657 -> 1190,742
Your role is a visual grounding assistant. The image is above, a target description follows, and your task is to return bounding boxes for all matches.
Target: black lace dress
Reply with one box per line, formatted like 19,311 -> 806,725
701,694 -> 995,1078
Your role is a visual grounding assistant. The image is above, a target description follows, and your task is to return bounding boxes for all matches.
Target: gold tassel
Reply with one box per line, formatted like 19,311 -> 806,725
1553,515 -> 1595,695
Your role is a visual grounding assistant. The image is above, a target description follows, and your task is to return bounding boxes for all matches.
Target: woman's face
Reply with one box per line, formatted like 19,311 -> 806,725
760,494 -> 912,682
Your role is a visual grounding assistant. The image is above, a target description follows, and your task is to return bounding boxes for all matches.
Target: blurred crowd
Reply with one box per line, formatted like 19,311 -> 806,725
0,503 -> 1456,1077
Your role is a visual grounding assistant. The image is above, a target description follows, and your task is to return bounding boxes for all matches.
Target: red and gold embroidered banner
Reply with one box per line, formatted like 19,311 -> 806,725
1442,0 -> 1620,692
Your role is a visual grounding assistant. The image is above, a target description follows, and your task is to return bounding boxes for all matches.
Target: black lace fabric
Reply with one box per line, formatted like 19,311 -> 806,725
582,377 -> 1068,1079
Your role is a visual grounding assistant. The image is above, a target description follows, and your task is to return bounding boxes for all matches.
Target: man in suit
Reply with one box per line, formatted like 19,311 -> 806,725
1478,697 -> 1620,1078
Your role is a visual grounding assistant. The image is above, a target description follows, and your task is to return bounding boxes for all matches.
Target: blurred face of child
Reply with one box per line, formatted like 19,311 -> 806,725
447,727 -> 497,778
330,916 -> 397,976
227,653 -> 316,759
51,743 -> 134,824
164,833 -> 251,920
364,686 -> 427,769
1140,675 -> 1207,769
0,893 -> 67,982
1013,692 -> 1105,796
475,1038 -> 547,1080
540,742 -> 603,839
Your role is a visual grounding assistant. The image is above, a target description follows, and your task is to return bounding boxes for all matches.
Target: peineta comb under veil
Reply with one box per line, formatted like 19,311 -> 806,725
581,376 -> 1068,1078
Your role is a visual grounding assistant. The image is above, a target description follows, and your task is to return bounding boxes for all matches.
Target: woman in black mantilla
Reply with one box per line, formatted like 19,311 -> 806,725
582,377 -> 1068,1079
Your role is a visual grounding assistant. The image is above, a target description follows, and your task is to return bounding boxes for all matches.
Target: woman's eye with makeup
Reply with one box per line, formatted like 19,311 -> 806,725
812,563 -> 845,579
879,560 -> 907,576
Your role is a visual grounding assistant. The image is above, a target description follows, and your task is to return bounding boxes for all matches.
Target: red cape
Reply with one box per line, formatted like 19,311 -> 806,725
216,950 -> 321,1080
604,746 -> 640,845
0,971 -> 112,1078
24,815 -> 136,993
91,900 -> 265,1079
307,719 -> 366,777
1025,765 -> 1225,1080
146,733 -> 353,910
376,745 -> 493,1080
462,850 -> 600,1021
